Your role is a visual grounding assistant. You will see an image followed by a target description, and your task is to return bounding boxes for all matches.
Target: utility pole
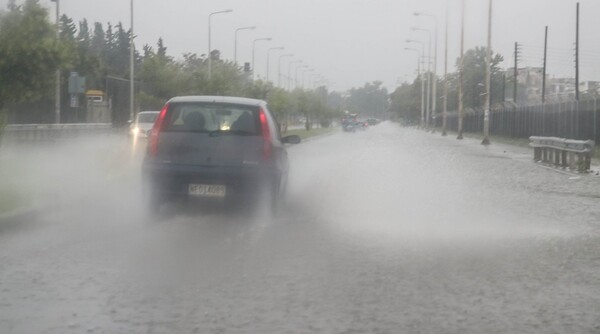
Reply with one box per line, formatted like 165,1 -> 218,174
513,42 -> 519,104
431,19 -> 438,132
502,73 -> 506,103
426,33 -> 432,129
442,1 -> 449,136
542,26 -> 548,136
130,0 -> 134,123
52,0 -> 60,123
542,26 -> 548,105
575,2 -> 580,101
482,0 -> 492,145
457,0 -> 465,140
421,58 -> 426,129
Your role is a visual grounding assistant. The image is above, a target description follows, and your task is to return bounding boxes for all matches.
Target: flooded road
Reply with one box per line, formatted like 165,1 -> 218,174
1,123 -> 600,333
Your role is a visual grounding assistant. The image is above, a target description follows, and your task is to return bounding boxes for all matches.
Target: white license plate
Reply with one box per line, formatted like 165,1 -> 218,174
188,184 -> 226,197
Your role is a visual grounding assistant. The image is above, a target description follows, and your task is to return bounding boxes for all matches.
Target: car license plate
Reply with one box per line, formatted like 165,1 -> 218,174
188,184 -> 226,197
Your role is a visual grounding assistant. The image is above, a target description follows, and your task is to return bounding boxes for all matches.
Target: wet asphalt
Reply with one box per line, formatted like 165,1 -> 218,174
1,123 -> 600,333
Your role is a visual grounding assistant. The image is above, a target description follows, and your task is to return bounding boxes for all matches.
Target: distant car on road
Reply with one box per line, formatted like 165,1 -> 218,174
367,118 -> 380,126
130,111 -> 159,139
141,96 -> 301,214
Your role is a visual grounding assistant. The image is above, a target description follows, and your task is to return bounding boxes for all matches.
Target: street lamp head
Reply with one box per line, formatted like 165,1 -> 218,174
254,37 -> 272,43
211,9 -> 234,16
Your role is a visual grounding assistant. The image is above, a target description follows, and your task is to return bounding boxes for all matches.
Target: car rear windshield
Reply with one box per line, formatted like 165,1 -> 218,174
137,113 -> 158,123
163,102 -> 260,135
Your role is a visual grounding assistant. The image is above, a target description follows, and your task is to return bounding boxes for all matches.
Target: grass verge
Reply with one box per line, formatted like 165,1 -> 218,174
434,127 -> 600,160
0,161 -> 31,216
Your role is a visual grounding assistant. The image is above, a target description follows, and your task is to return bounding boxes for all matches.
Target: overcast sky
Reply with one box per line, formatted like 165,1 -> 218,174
5,0 -> 600,92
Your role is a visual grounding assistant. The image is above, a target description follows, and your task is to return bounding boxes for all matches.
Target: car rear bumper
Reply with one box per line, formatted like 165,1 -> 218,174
142,162 -> 280,201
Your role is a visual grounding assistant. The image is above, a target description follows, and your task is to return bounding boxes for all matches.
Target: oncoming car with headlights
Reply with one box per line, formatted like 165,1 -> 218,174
130,111 -> 159,139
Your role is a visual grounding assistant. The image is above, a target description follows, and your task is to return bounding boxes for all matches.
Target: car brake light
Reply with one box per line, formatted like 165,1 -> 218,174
149,103 -> 169,156
259,108 -> 272,160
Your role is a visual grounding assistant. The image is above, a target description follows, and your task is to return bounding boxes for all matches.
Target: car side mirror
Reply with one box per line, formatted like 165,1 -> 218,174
282,135 -> 301,144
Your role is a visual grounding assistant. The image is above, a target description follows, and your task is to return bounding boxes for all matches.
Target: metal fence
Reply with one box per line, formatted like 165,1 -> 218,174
438,99 -> 600,142
1,123 -> 115,145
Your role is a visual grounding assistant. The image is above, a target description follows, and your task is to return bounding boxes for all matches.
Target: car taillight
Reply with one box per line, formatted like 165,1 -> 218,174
259,108 -> 272,160
149,103 -> 169,156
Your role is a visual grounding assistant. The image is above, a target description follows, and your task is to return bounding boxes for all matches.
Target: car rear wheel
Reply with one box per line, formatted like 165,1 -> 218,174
142,184 -> 164,216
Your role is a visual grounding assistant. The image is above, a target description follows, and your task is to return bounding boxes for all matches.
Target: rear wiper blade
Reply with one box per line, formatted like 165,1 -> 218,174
209,129 -> 255,137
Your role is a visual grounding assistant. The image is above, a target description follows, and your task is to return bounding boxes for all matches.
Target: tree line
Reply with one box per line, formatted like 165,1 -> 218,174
0,0 -> 351,130
390,46 -> 506,125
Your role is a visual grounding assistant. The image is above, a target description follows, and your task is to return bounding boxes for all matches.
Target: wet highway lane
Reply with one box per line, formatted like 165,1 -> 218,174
1,123 -> 600,333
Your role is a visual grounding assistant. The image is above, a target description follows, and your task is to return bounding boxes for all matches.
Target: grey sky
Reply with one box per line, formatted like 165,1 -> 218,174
6,0 -> 600,92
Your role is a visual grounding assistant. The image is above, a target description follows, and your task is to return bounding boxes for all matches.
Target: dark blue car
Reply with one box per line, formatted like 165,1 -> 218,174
141,96 -> 301,213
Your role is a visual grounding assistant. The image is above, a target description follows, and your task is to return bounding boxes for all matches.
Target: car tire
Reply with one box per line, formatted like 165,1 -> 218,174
253,179 -> 279,220
142,184 -> 164,215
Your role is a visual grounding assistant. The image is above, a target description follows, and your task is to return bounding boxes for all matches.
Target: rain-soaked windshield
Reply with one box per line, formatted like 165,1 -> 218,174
1,0 -> 600,333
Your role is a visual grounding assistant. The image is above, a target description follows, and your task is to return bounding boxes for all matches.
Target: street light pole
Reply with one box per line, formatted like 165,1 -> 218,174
234,26 -> 255,66
252,37 -> 271,80
51,0 -> 60,123
302,68 -> 314,88
407,39 -> 426,128
295,65 -> 308,89
442,1 -> 449,136
415,12 -> 438,132
412,27 -> 432,129
405,47 -> 422,125
208,9 -> 233,81
130,0 -> 134,123
482,0 -> 493,145
287,60 -> 302,90
266,47 -> 284,83
457,0 -> 465,140
278,54 -> 293,88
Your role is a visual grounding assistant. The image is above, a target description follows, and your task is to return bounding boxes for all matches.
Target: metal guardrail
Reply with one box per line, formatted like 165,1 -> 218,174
529,136 -> 595,172
1,123 -> 114,144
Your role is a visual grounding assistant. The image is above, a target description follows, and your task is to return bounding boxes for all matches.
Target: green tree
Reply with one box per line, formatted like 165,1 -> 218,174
346,81 -> 389,118
90,22 -> 105,57
138,39 -> 185,109
459,46 -> 504,109
266,87 -> 291,131
390,79 -> 422,124
0,0 -> 62,112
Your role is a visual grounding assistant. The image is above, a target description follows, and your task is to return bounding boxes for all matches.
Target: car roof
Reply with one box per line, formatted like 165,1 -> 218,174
167,96 -> 266,106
